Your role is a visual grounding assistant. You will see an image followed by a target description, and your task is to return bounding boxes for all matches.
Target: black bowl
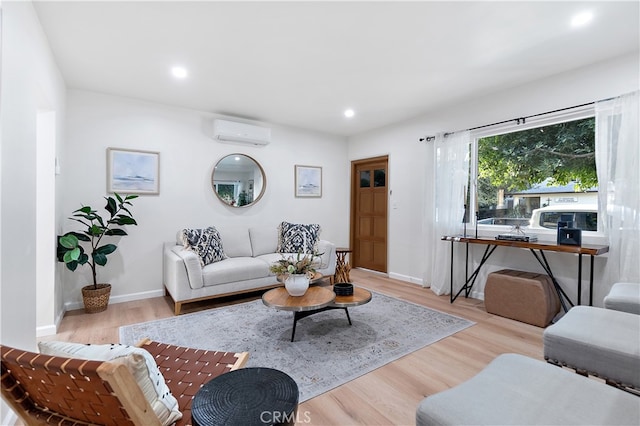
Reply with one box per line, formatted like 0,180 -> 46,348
333,282 -> 353,296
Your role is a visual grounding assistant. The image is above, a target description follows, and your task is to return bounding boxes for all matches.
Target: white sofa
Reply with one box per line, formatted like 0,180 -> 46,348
163,225 -> 337,314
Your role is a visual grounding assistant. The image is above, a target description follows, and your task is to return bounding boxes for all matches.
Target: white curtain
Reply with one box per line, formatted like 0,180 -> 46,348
425,131 -> 471,295
595,91 -> 640,285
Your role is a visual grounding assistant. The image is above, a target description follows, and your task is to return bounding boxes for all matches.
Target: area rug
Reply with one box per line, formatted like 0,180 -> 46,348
119,290 -> 474,402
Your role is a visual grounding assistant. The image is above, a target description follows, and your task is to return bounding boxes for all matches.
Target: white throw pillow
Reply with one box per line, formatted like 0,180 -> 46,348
38,341 -> 182,426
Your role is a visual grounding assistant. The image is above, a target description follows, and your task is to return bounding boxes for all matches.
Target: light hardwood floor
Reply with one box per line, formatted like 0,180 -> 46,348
44,269 -> 545,426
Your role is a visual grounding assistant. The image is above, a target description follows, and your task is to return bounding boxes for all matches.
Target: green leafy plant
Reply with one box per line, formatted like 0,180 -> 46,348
57,193 -> 138,289
269,252 -> 322,278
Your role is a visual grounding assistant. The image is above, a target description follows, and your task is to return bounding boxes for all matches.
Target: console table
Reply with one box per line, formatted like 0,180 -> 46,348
442,236 -> 609,311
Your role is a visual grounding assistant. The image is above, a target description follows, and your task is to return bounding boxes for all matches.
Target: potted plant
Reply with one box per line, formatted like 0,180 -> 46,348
269,252 -> 321,296
57,193 -> 138,313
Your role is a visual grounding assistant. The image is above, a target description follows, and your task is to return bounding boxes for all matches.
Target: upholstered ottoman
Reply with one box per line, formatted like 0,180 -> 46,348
604,282 -> 640,314
544,305 -> 640,390
485,269 -> 560,327
416,353 -> 640,426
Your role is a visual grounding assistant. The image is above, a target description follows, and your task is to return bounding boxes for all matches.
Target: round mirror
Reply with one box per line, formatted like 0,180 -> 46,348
211,154 -> 266,207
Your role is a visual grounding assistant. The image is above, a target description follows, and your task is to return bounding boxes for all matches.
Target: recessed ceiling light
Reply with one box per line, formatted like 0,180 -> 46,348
344,109 -> 355,118
171,66 -> 188,79
571,11 -> 593,28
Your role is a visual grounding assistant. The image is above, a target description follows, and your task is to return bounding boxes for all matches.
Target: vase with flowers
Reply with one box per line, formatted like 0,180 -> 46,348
269,252 -> 320,296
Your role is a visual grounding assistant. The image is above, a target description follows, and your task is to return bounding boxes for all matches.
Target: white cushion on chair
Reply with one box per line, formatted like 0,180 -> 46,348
604,282 -> 640,314
543,305 -> 640,389
38,341 -> 182,426
416,353 -> 640,426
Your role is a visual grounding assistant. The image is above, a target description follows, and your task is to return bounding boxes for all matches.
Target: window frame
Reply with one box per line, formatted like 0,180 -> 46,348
469,105 -> 605,242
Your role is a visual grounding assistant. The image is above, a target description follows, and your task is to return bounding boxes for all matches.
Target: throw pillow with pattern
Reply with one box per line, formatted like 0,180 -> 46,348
277,221 -> 321,254
182,227 -> 227,266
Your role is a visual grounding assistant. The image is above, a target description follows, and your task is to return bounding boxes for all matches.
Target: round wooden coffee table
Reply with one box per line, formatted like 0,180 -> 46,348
332,286 -> 373,307
262,285 -> 372,341
263,287 -> 335,341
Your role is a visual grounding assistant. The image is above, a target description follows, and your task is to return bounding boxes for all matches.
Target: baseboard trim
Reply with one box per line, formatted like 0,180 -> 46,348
353,267 -> 387,276
36,309 -> 67,337
36,324 -> 57,337
353,268 -> 424,287
388,271 -> 423,286
64,289 -> 165,312
387,271 -> 485,301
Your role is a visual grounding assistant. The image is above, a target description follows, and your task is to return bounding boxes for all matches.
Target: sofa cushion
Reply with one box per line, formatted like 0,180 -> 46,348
217,226 -> 253,258
202,257 -> 271,286
38,341 -> 182,426
277,222 -> 321,254
604,282 -> 640,314
543,305 -> 640,389
250,226 -> 278,256
182,227 -> 227,266
259,252 -> 322,273
416,353 -> 640,426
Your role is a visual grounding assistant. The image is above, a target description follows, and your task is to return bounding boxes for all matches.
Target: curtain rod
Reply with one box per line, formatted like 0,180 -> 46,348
418,97 -> 613,142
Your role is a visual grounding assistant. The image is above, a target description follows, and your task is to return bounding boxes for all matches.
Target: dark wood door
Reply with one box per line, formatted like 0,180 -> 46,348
350,156 -> 388,273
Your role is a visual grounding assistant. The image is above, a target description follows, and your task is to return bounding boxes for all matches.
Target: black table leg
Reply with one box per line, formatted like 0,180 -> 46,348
589,255 -> 595,306
290,307 -> 353,341
343,308 -> 352,325
529,249 -> 572,312
291,312 -> 300,342
578,253 -> 583,305
451,244 -> 497,303
450,241 -> 454,303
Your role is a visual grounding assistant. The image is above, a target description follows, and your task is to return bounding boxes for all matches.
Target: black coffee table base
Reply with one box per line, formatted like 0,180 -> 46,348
192,367 -> 299,426
291,306 -> 351,342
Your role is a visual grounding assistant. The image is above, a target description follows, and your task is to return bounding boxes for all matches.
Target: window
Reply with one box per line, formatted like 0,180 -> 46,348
214,182 -> 238,204
360,171 -> 370,187
472,113 -> 598,232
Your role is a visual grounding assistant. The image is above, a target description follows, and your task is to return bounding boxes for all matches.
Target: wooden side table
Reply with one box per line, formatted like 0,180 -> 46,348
334,247 -> 352,283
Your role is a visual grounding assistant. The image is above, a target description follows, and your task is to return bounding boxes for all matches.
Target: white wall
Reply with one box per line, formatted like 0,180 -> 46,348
36,110 -> 58,337
348,52 -> 640,306
61,90 -> 350,309
0,1 -> 66,348
0,1 -> 66,423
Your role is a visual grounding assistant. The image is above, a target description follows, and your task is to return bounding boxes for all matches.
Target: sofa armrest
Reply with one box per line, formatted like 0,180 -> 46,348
171,246 -> 204,289
163,242 -> 203,307
316,240 -> 337,276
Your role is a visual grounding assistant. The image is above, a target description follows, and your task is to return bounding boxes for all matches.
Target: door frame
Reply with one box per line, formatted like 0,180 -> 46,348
349,155 -> 389,273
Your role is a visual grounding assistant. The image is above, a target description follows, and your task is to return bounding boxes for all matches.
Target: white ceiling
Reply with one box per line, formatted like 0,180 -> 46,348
33,1 -> 639,136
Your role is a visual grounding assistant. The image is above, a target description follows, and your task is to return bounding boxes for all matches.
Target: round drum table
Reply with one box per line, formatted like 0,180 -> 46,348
191,367 -> 299,426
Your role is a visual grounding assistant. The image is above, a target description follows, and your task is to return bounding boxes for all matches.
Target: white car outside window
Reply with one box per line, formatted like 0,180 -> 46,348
528,205 -> 598,231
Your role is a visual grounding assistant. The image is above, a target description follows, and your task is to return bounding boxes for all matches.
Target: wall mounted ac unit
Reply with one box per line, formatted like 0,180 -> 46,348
213,119 -> 271,146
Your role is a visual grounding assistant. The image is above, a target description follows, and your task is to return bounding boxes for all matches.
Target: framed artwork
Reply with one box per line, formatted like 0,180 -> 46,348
295,165 -> 322,198
107,148 -> 160,195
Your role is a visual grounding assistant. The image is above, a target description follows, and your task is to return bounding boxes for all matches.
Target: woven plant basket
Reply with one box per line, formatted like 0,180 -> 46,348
81,283 -> 111,314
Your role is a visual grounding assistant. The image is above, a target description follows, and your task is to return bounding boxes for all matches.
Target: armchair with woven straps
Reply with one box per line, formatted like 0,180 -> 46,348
1,338 -> 249,426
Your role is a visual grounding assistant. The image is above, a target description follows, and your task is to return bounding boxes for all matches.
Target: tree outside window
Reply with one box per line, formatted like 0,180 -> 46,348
475,117 -> 598,230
